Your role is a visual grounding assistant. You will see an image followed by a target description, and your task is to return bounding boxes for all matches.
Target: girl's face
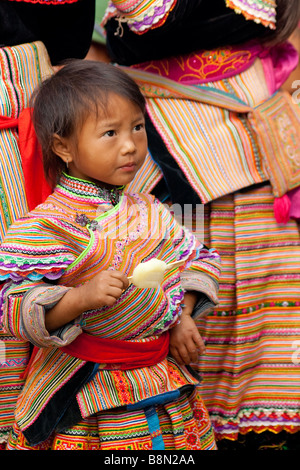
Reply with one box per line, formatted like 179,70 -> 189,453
61,93 -> 147,187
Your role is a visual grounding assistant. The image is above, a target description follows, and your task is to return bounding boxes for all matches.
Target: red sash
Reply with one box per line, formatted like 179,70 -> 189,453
61,331 -> 170,369
21,331 -> 169,380
0,109 -> 52,211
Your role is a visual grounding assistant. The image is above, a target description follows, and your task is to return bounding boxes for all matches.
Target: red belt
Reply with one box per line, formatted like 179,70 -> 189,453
61,331 -> 170,369
0,109 -> 52,211
21,331 -> 169,380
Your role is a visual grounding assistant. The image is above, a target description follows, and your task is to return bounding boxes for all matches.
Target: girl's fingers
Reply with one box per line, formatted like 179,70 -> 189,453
106,271 -> 129,289
171,337 -> 206,365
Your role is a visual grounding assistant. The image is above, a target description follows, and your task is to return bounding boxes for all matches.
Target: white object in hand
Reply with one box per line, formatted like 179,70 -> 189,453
131,258 -> 167,288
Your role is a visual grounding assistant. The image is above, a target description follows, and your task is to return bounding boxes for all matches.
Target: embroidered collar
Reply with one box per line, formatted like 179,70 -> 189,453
57,173 -> 124,206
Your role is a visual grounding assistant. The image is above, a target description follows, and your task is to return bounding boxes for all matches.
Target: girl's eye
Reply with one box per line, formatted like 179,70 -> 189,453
134,123 -> 144,132
104,130 -> 115,137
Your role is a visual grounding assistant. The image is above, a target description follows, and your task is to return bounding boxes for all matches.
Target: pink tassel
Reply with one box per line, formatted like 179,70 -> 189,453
273,194 -> 291,224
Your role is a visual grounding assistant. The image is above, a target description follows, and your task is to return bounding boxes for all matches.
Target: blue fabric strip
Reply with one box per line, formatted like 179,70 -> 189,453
127,389 -> 180,411
144,406 -> 165,450
127,390 -> 180,450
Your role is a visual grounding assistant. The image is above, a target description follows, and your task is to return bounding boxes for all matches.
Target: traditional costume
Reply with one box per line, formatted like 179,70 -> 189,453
0,0 -> 95,446
0,173 -> 220,450
101,0 -> 300,444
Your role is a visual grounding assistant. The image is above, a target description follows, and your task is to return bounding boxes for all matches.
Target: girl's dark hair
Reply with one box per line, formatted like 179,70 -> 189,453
31,60 -> 146,186
262,0 -> 300,45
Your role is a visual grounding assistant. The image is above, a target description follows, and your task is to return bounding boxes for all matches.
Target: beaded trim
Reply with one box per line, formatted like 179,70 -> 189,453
102,0 -> 177,35
226,0 -> 276,29
102,0 -> 275,34
58,173 -> 123,206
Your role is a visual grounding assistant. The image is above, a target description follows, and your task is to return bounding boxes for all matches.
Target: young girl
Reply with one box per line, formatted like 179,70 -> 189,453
0,60 -> 220,450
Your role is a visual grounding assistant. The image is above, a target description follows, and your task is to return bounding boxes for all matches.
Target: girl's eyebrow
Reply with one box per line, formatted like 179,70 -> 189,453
99,119 -> 118,127
94,116 -> 120,130
98,113 -> 145,128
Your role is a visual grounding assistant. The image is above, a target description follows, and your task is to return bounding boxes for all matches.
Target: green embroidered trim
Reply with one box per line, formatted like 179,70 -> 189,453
65,194 -> 124,272
0,254 -> 71,267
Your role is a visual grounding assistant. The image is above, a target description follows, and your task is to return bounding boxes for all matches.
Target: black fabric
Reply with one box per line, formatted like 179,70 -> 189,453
22,361 -> 97,446
145,113 -> 201,205
105,0 -> 267,65
0,0 -> 95,64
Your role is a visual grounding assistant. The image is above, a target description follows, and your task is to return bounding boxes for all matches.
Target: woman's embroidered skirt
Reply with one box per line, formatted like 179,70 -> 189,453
6,386 -> 217,450
195,184 -> 300,440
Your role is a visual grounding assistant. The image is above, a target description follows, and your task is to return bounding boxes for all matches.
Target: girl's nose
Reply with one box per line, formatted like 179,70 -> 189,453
121,136 -> 136,154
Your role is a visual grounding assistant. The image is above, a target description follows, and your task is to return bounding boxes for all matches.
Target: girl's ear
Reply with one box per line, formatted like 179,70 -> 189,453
52,133 -> 73,165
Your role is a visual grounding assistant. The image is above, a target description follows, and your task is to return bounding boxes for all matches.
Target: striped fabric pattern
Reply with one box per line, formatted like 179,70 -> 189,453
77,358 -> 197,419
0,41 -> 53,444
0,41 -> 53,242
15,347 -> 87,431
7,386 -> 217,450
121,59 -> 270,202
195,184 -> 300,439
126,151 -> 162,194
0,174 -> 220,447
0,329 -> 30,444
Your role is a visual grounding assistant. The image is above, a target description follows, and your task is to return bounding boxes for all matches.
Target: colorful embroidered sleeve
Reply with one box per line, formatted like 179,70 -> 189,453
0,215 -> 82,282
0,213 -> 84,346
226,0 -> 276,29
1,280 -> 82,347
102,0 -> 178,35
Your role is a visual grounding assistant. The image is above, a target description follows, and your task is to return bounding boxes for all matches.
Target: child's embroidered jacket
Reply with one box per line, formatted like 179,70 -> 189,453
0,174 -> 220,445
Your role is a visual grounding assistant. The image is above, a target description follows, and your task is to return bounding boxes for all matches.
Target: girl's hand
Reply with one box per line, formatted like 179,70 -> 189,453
78,270 -> 129,311
169,313 -> 205,365
45,270 -> 128,332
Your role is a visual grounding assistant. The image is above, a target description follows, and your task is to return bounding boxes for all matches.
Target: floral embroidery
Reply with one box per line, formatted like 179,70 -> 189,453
75,213 -> 100,231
